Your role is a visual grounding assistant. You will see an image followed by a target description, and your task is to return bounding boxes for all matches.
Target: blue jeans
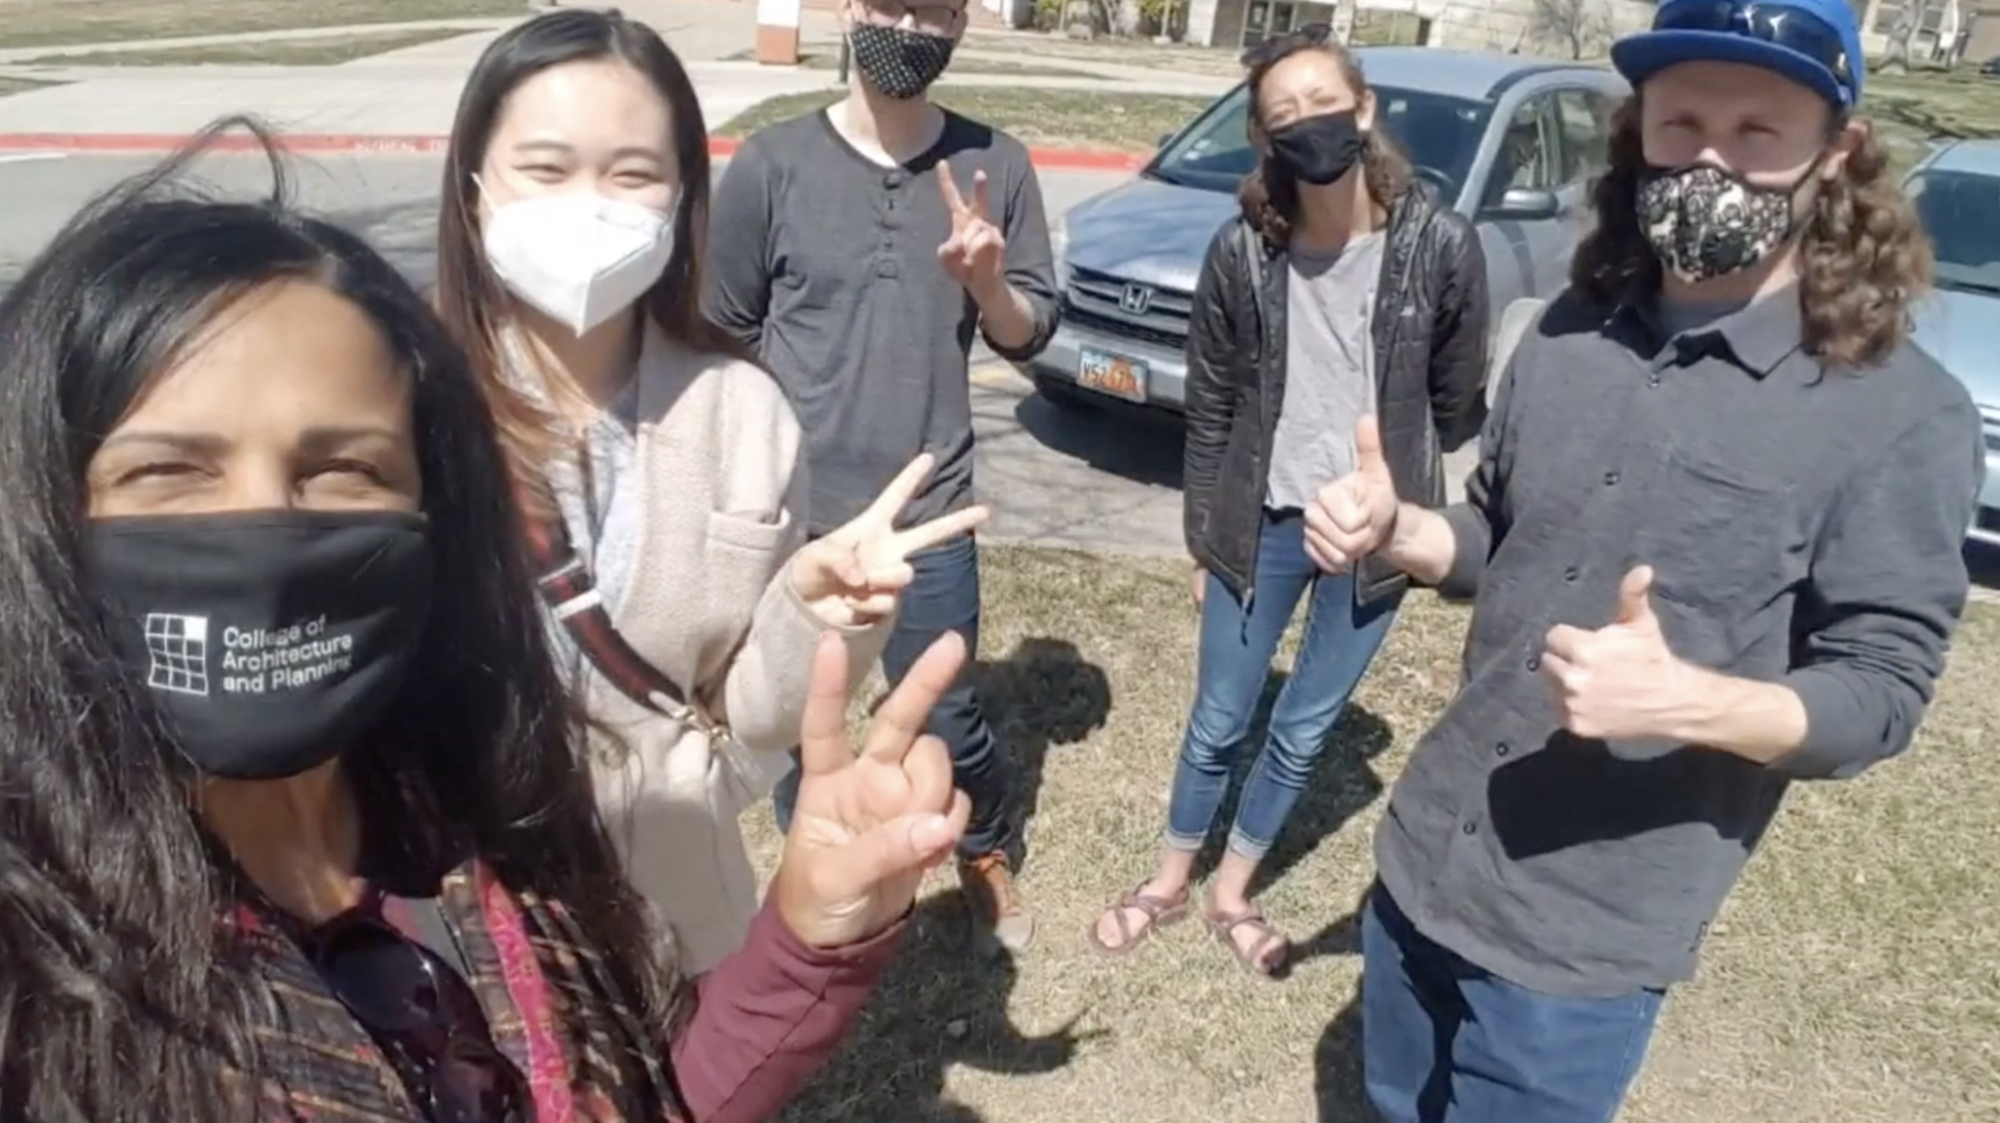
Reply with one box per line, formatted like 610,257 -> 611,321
1165,511 -> 1398,860
773,533 -> 1011,857
1362,885 -> 1664,1123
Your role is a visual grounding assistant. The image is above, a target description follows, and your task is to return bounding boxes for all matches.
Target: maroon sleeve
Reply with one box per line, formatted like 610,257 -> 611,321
670,897 -> 905,1123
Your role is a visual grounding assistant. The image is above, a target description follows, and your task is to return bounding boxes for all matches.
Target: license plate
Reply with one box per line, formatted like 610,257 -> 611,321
1077,346 -> 1149,403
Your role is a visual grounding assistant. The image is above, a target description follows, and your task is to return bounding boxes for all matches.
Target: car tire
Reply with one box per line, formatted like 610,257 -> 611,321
1033,374 -> 1106,413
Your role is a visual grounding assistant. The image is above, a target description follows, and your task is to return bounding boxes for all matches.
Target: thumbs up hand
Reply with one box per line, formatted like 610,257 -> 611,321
1540,566 -> 1693,743
1304,415 -> 1401,574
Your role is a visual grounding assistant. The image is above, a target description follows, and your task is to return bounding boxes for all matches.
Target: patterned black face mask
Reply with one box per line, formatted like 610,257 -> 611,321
850,24 -> 955,100
1635,161 -> 1818,282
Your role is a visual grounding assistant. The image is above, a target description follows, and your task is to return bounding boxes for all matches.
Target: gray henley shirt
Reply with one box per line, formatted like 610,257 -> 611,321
702,109 -> 1059,535
1377,285 -> 1984,998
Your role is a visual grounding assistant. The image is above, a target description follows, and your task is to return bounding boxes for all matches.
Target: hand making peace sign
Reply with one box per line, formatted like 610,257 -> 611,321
790,452 -> 991,626
936,157 -> 1007,292
770,630 -> 972,948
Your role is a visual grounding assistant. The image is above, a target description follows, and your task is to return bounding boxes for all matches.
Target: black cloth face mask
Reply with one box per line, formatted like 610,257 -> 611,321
1267,109 -> 1367,186
849,24 -> 956,100
87,509 -> 432,780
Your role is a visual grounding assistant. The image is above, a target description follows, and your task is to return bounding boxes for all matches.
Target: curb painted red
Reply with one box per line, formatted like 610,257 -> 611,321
0,131 -> 1147,171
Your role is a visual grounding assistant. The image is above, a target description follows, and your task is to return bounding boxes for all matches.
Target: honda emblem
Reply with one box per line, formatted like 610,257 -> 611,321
1118,283 -> 1153,316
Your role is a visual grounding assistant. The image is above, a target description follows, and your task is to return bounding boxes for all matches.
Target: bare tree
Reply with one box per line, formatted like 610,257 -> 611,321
1529,0 -> 1613,60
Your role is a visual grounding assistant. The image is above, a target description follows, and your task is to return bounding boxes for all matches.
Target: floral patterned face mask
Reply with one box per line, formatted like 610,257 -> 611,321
1635,161 -> 1819,282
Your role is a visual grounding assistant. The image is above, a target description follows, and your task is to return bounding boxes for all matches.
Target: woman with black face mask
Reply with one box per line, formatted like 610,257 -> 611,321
0,119 -> 969,1123
1089,27 -> 1490,978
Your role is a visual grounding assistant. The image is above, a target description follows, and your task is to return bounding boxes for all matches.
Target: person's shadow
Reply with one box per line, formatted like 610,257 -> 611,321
1303,887 -> 1375,1121
775,889 -> 1102,1122
971,635 -> 1113,873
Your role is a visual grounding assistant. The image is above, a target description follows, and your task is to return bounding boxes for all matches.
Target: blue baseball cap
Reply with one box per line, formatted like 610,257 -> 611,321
1611,0 -> 1865,112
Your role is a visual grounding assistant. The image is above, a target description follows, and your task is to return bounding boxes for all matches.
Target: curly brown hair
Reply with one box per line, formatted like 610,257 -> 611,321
1236,27 -> 1413,249
1570,96 -> 1933,370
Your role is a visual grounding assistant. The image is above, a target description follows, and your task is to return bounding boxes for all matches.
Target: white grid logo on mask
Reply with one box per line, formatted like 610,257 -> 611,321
143,613 -> 210,696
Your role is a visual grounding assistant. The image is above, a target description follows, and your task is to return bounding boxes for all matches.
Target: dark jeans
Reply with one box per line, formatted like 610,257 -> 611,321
1166,511 -> 1398,859
773,533 -> 1011,857
1361,884 -> 1664,1123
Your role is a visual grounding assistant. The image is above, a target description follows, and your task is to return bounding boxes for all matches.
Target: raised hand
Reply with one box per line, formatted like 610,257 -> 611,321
936,157 -> 1006,292
791,453 -> 990,625
771,631 -> 972,948
1540,566 -> 1693,742
1303,415 -> 1399,574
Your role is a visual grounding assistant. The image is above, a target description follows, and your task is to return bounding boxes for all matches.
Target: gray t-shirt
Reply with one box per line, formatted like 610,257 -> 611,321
1266,231 -> 1384,511
702,109 -> 1060,535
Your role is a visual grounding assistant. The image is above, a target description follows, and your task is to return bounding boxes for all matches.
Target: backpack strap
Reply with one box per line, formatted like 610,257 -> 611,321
521,498 -> 715,730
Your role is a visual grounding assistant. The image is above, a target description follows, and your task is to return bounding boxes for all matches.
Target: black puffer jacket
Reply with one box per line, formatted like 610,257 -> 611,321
1182,182 -> 1490,607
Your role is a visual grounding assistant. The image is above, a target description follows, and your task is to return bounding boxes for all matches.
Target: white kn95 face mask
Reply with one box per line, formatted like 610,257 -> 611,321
479,187 -> 677,336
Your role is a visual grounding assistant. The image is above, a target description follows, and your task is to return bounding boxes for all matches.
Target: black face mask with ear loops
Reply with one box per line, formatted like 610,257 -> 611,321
1267,109 -> 1366,186
850,24 -> 955,100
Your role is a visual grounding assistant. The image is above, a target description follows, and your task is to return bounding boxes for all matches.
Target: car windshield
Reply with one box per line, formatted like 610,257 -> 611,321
1909,167 -> 2000,296
1148,83 -> 1492,204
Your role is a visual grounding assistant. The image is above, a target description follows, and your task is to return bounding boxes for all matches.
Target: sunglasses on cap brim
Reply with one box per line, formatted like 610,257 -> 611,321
1652,2 -> 1855,97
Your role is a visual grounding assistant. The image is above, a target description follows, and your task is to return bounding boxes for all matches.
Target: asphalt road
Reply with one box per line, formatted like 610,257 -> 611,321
4,152 -> 1993,590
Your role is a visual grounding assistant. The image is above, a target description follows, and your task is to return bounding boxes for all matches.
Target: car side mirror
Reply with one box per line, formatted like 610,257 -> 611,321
1486,186 -> 1562,220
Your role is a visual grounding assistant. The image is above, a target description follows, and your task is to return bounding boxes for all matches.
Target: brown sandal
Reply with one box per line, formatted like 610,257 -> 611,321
1089,886 -> 1189,956
1204,905 -> 1290,978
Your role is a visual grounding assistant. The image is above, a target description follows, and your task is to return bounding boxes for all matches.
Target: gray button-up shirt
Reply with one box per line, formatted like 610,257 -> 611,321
1376,286 -> 1984,998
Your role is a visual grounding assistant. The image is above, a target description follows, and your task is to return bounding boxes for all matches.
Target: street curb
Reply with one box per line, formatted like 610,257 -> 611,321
0,131 -> 1148,171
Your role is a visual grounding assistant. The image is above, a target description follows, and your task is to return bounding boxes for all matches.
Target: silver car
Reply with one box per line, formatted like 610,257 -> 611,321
1025,47 -> 1628,412
1905,138 -> 2000,545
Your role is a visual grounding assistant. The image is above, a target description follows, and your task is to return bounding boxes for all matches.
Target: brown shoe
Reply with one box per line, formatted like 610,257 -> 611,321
957,851 -> 1035,953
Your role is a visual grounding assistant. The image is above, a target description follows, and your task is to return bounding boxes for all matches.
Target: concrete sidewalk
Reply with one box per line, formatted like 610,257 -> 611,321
0,0 -> 1233,168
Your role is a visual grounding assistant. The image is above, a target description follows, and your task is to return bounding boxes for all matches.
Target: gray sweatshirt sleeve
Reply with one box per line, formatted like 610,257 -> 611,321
701,138 -> 777,352
980,152 -> 1059,362
1775,399 -> 1983,780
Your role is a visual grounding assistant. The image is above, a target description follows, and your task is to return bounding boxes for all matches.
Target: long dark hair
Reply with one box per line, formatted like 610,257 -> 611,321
433,8 -> 746,514
1570,97 -> 1933,369
0,118 -> 670,1122
1237,25 -> 1415,248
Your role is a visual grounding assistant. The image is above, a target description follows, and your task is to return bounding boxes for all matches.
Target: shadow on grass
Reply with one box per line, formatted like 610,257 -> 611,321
776,889 -> 1101,1123
972,634 -> 1114,871
1314,990 -> 1373,1123
1306,885 -> 1375,1122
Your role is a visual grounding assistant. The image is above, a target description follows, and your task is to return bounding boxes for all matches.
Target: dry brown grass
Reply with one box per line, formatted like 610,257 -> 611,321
16,28 -> 465,66
741,543 -> 2000,1123
0,76 -> 58,98
716,87 -> 1215,154
0,0 -> 521,50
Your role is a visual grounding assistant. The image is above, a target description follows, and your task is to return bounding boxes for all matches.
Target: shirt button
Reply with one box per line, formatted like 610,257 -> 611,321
1647,373 -> 1661,387
1495,742 -> 1511,757
1461,821 -> 1479,835
1526,655 -> 1540,671
1603,471 -> 1620,486
1563,566 -> 1579,582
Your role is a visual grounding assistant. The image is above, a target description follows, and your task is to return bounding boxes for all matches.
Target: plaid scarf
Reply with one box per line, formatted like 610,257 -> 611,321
227,856 -> 688,1123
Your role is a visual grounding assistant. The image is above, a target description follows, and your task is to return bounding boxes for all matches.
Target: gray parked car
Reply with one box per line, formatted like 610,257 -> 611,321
1904,138 -> 2000,545
1023,47 -> 1628,412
